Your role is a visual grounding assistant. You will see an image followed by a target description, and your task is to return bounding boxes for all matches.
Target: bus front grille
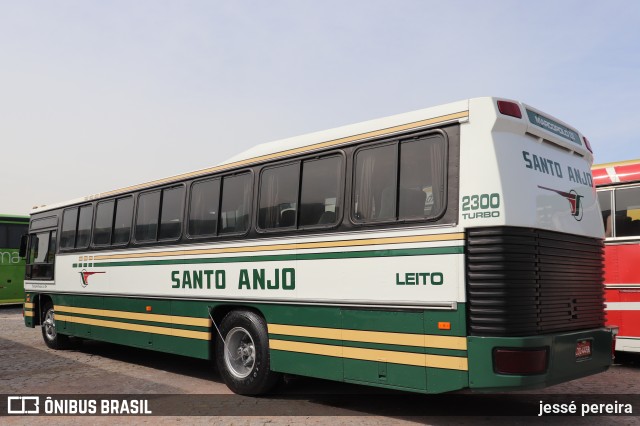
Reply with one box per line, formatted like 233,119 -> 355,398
466,226 -> 605,337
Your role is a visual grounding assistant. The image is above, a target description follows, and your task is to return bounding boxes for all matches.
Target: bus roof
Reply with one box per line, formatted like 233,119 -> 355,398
0,214 -> 29,223
31,98 -> 470,214
593,159 -> 640,186
30,95 -> 587,214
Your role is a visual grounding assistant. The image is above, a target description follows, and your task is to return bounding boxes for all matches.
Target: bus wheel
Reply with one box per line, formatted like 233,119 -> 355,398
215,310 -> 281,395
41,303 -> 69,350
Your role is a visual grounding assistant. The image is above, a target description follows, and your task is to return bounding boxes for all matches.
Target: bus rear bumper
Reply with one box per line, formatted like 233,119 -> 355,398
467,328 -> 614,391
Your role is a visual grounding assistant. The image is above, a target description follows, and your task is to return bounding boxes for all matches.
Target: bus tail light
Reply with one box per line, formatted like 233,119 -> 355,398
497,100 -> 522,119
493,347 -> 548,375
583,136 -> 593,153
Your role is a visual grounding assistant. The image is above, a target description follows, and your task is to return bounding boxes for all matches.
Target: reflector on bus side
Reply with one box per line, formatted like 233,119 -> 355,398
493,347 -> 548,375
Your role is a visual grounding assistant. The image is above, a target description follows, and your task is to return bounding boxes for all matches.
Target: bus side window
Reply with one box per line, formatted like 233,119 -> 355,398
26,230 -> 55,279
258,164 -> 299,230
352,134 -> 446,223
136,191 -> 161,242
60,205 -> 92,250
188,178 -> 220,237
158,186 -> 185,240
597,190 -> 613,237
76,205 -> 93,249
219,173 -> 252,235
299,155 -> 342,227
135,186 -> 185,243
353,144 -> 397,222
113,196 -> 133,245
615,186 -> 640,238
399,135 -> 446,220
0,223 -> 28,249
47,231 -> 57,264
60,208 -> 78,249
0,224 -> 6,248
93,200 -> 115,246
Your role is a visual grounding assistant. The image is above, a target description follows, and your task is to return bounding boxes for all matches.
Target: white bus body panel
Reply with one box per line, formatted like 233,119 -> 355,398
30,227 -> 466,308
459,97 -> 602,238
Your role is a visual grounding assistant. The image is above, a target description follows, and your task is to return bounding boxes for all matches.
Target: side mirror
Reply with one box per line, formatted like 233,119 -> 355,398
19,234 -> 28,258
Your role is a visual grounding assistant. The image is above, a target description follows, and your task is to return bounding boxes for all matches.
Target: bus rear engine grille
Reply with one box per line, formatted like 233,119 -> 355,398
466,226 -> 605,337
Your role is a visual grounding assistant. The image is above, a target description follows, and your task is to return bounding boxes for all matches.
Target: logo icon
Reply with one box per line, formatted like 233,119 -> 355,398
7,396 -> 40,414
79,269 -> 105,288
538,186 -> 584,221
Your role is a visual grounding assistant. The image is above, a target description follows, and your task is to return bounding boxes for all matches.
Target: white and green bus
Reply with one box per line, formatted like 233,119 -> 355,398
23,97 -> 613,395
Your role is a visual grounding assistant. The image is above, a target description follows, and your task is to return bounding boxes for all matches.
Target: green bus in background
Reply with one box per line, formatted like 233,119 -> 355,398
0,215 -> 29,304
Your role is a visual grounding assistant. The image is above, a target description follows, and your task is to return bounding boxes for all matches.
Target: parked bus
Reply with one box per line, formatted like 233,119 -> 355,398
0,215 -> 29,305
22,97 -> 614,395
593,159 -> 640,356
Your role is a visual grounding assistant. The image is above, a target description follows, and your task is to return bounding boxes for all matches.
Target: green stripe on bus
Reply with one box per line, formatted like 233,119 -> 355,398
58,321 -> 210,359
91,246 -> 464,268
49,295 -> 465,333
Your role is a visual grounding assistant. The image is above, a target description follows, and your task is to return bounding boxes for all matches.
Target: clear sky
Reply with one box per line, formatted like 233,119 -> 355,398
1,0 -> 639,215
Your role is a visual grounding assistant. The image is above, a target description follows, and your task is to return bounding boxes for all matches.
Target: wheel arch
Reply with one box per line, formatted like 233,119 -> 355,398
209,304 -> 267,330
35,294 -> 54,326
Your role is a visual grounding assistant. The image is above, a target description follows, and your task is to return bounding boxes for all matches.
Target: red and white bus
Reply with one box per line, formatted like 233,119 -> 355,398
594,159 -> 640,355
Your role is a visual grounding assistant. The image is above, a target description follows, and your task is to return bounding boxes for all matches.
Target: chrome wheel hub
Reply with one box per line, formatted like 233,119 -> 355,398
43,309 -> 57,341
224,327 -> 256,379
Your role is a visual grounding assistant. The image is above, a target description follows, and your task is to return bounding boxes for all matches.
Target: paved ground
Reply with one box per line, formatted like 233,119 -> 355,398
1,305 -> 639,425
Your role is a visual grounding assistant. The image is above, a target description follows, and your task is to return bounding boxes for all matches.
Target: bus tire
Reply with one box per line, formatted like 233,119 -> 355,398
41,302 -> 69,350
215,310 -> 281,395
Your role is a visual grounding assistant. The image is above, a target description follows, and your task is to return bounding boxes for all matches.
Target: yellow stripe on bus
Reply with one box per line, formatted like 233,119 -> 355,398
93,111 -> 469,200
55,305 -> 210,327
94,233 -> 465,261
55,314 -> 211,340
24,311 -> 33,317
269,339 -> 468,371
271,339 -> 343,358
24,302 -> 34,309
268,324 -> 467,350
